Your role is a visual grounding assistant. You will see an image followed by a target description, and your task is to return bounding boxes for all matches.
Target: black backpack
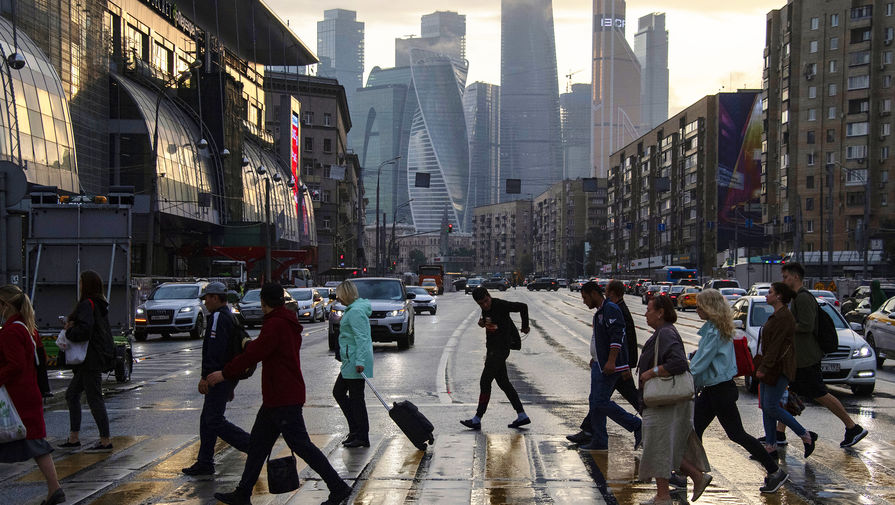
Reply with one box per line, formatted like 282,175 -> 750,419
815,298 -> 839,354
226,312 -> 256,380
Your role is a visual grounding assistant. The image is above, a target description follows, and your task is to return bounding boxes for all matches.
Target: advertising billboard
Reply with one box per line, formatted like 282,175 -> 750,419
717,93 -> 763,250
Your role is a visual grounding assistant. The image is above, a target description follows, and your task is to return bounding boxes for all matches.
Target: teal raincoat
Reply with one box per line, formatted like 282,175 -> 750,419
338,298 -> 374,379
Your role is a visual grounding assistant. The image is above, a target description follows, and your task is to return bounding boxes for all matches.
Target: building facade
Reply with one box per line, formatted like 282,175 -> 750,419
463,81 -> 500,228
592,0 -> 641,177
606,91 -> 763,278
500,0 -> 563,199
764,0 -> 892,277
316,9 -> 364,104
561,83 -> 593,179
635,12 -> 669,132
264,73 -> 364,273
395,11 -> 466,66
471,200 -> 532,276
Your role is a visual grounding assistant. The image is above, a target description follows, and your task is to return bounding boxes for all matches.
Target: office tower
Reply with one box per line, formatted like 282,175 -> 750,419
317,9 -> 364,102
464,82 -> 501,222
634,13 -> 669,131
592,0 -> 641,177
560,83 -> 593,179
395,11 -> 466,66
500,0 -> 563,200
764,1 -> 892,277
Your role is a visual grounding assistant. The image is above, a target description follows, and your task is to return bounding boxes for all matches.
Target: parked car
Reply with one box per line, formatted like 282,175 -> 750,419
811,290 -> 840,311
667,285 -> 687,307
862,295 -> 895,367
732,296 -> 875,395
745,282 -> 772,296
407,286 -> 437,315
421,279 -> 439,295
677,287 -> 702,311
327,277 -> 416,351
237,288 -> 298,328
465,277 -> 485,294
286,288 -> 326,323
720,287 -> 746,304
704,279 -> 741,290
527,277 -> 558,291
134,281 -> 209,341
482,276 -> 510,291
570,278 -> 588,292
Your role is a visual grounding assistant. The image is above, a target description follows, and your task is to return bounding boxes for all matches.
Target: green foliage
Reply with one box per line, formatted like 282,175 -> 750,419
408,249 -> 427,271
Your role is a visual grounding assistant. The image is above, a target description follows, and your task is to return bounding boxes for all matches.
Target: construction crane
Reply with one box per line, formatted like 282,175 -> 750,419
565,69 -> 583,93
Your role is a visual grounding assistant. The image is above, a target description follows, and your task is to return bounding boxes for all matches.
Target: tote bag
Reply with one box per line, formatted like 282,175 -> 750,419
642,333 -> 695,407
733,336 -> 755,377
55,329 -> 87,365
267,451 -> 299,494
0,386 -> 26,443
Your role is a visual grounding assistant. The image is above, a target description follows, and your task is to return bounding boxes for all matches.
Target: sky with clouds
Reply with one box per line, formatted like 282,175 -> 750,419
270,0 -> 782,115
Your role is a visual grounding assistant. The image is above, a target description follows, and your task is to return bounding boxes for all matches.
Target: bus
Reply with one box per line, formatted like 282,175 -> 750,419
418,264 -> 445,295
651,266 -> 698,284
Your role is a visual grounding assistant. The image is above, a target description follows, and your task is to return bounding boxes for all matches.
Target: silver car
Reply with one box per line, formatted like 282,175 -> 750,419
407,286 -> 437,315
287,288 -> 326,323
328,278 -> 416,351
134,282 -> 209,341
732,296 -> 876,396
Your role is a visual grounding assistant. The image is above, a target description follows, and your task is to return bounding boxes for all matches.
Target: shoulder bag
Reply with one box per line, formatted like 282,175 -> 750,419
642,331 -> 695,407
266,449 -> 299,494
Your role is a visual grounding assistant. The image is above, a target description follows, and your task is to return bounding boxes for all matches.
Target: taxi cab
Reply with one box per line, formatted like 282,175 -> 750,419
421,279 -> 439,295
677,287 -> 701,310
863,295 -> 895,368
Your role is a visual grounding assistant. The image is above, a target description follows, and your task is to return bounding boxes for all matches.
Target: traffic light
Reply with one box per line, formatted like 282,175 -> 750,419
447,223 -> 453,233
339,253 -> 345,267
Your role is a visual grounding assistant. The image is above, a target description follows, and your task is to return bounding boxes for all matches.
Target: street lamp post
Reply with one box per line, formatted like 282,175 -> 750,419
375,156 -> 401,275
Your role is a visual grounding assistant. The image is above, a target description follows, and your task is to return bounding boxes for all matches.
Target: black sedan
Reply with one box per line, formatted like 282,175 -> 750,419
527,278 -> 558,291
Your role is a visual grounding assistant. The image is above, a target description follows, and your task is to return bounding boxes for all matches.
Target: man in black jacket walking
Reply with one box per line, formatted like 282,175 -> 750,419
461,287 -> 530,430
182,282 -> 250,476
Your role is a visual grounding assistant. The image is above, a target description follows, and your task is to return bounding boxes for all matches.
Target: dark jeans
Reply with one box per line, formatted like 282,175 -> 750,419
760,376 -> 807,446
236,404 -> 345,496
579,373 -> 639,431
694,380 -> 779,474
197,379 -> 250,466
65,366 -> 110,437
475,349 -> 524,418
587,365 -> 641,448
333,374 -> 369,441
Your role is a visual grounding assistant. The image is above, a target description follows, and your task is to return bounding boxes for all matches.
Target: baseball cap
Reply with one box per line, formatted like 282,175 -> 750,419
201,281 -> 228,299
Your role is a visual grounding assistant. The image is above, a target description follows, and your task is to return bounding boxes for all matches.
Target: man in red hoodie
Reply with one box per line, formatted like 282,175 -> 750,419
207,283 -> 352,505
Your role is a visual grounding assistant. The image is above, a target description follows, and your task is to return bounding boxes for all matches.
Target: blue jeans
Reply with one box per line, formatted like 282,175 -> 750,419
760,376 -> 807,446
236,405 -> 346,496
197,379 -> 250,466
588,363 -> 642,448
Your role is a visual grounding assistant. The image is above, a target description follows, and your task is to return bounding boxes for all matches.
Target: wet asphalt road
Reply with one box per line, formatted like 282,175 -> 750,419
2,289 -> 895,504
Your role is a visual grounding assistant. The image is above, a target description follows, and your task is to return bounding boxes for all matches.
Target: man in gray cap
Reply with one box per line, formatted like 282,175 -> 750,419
182,282 -> 250,476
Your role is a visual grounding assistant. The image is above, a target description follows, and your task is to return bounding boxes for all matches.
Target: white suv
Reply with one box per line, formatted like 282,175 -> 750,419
134,282 -> 209,341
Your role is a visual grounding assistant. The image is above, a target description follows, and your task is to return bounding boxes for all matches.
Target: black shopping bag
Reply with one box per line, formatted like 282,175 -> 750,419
267,452 -> 299,494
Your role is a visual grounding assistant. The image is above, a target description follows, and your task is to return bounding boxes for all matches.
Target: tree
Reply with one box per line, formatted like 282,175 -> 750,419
585,227 -> 610,276
408,249 -> 427,271
517,253 -> 534,278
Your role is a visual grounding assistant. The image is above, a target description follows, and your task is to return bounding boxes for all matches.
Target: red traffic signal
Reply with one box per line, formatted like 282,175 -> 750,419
447,223 -> 453,233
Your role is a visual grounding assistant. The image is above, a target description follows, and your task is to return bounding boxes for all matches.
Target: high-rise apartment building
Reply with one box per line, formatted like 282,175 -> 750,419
464,82 -> 501,221
764,1 -> 892,277
500,0 -> 563,199
395,11 -> 466,66
561,83 -> 593,179
592,0 -> 641,177
317,9 -> 364,102
635,13 -> 669,131
472,200 -> 532,275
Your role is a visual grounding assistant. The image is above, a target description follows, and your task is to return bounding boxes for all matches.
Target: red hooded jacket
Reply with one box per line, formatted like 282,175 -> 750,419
223,306 -> 306,407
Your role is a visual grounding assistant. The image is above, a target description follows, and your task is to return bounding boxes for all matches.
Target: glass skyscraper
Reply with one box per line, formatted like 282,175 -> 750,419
317,9 -> 364,103
395,11 -> 466,67
463,82 -> 500,224
560,83 -> 593,180
635,13 -> 669,132
500,0 -> 563,200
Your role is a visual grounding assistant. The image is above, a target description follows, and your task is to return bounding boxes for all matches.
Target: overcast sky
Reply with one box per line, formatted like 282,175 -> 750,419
270,0 -> 782,115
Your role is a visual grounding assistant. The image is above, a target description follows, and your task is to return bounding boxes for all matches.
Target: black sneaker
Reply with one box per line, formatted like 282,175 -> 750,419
565,430 -> 592,444
181,462 -> 215,476
343,438 -> 370,448
85,443 -> 113,453
214,490 -> 252,505
841,425 -> 868,448
460,418 -> 481,430
508,417 -> 531,429
321,483 -> 352,505
757,431 -> 788,446
759,469 -> 789,493
804,431 -> 818,458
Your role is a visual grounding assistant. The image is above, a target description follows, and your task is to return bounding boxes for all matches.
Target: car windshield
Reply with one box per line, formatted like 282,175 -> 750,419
685,288 -> 700,293
821,304 -> 848,329
422,280 -> 436,286
670,286 -> 685,293
713,281 -> 740,289
151,285 -> 200,300
721,288 -> 746,296
241,290 -> 261,303
468,279 -> 482,285
749,302 -> 775,327
287,289 -> 313,301
353,280 -> 405,301
408,287 -> 429,295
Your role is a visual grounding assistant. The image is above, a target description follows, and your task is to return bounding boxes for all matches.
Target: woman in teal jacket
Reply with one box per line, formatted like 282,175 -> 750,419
333,280 -> 373,448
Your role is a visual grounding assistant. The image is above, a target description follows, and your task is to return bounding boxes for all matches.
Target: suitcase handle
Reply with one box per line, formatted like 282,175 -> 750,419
361,372 -> 391,411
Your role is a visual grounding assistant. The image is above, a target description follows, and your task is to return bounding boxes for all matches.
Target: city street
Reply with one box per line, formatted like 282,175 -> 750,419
3,290 -> 895,505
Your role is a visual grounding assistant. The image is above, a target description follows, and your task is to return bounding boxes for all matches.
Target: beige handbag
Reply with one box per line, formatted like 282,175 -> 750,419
642,332 -> 695,407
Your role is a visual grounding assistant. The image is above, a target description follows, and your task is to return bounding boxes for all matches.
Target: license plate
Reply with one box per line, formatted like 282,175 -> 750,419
821,362 -> 840,373
369,320 -> 379,325
151,315 -> 168,321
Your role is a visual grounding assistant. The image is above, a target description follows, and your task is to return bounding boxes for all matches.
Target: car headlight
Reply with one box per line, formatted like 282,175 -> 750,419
332,310 -> 344,317
852,346 -> 872,358
136,308 -> 145,315
230,306 -> 240,314
387,309 -> 406,317
179,306 -> 193,313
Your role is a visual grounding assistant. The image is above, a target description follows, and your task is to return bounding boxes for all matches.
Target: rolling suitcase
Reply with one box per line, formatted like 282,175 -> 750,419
362,372 -> 434,451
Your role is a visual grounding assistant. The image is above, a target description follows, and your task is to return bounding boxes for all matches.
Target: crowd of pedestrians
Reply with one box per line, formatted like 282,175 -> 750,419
0,262 -> 873,505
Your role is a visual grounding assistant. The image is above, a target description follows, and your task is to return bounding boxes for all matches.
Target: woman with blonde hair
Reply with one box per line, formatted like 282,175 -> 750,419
689,289 -> 788,494
0,285 -> 65,505
332,280 -> 373,448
